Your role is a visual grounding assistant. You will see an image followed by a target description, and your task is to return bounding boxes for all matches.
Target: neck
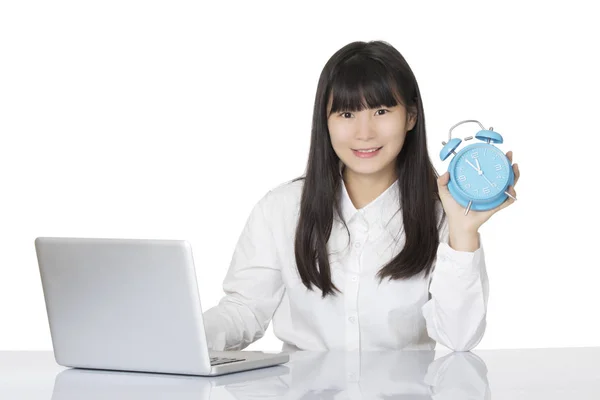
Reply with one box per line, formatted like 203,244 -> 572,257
342,163 -> 397,209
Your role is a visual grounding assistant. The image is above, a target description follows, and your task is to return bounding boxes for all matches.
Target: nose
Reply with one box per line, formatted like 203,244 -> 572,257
355,113 -> 376,141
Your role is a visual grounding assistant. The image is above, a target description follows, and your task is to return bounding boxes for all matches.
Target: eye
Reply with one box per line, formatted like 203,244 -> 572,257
376,109 -> 389,115
339,112 -> 353,119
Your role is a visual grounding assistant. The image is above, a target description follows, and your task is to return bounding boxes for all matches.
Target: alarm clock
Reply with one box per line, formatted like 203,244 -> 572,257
439,119 -> 516,215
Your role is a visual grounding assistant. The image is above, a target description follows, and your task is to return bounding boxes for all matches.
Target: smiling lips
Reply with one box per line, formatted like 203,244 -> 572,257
352,146 -> 382,158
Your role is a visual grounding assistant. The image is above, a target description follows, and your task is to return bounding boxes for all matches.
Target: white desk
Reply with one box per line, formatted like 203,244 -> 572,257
1,348 -> 599,399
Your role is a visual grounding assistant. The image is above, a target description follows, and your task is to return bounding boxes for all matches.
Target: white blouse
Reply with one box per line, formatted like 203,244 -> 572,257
203,177 -> 488,352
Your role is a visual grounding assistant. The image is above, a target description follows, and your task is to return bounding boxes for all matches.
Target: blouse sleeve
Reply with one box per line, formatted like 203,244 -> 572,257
421,210 -> 490,352
202,191 -> 285,351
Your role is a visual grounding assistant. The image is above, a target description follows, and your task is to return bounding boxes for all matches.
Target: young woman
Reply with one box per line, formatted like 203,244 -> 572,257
203,40 -> 520,352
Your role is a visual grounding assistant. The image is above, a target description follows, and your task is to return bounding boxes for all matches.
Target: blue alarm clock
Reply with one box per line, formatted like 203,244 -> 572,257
439,120 -> 516,215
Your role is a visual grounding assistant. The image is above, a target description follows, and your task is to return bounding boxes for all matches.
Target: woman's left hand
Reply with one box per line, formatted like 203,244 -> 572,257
437,150 -> 520,234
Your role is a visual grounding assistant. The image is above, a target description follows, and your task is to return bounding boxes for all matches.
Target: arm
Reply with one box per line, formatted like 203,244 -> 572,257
202,191 -> 285,351
427,151 -> 518,351
421,216 -> 490,352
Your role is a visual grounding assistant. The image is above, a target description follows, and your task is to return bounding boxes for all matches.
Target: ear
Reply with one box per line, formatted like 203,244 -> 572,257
407,112 -> 417,131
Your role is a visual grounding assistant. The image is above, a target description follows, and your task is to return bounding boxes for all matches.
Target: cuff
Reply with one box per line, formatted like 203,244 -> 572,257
436,233 -> 484,275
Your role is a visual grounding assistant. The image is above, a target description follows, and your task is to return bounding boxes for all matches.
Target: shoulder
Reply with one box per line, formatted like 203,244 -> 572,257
254,177 -> 305,216
263,177 -> 304,204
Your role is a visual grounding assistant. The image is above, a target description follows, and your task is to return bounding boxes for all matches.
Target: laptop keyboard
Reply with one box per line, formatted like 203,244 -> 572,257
210,356 -> 246,366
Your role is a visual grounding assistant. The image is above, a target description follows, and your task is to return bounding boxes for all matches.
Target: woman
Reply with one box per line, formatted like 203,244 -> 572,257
203,40 -> 520,352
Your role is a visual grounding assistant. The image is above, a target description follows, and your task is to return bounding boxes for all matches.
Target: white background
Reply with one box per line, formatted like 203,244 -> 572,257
1,1 -> 598,351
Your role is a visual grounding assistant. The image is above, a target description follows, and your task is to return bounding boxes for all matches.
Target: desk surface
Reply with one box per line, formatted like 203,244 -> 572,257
1,348 -> 598,399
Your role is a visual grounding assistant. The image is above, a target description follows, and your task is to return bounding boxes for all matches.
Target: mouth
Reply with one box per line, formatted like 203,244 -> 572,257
352,146 -> 383,153
351,146 -> 383,158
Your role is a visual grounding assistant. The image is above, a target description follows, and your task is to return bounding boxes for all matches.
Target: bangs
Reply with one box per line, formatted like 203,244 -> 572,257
328,57 -> 402,116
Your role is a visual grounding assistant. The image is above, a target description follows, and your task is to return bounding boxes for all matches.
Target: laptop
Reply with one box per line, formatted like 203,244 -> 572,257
34,237 -> 289,376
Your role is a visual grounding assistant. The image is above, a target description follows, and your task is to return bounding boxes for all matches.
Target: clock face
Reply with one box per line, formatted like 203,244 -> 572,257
452,144 -> 511,200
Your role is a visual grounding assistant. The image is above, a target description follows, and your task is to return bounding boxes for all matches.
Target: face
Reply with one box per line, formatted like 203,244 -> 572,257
326,94 -> 417,181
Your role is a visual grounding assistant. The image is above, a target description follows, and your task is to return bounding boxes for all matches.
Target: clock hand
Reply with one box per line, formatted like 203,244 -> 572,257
480,172 -> 495,187
465,159 -> 480,172
476,160 -> 498,188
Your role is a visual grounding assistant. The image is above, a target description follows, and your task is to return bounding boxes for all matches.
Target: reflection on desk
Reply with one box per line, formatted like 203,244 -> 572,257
2,348 -> 599,399
48,350 -> 488,399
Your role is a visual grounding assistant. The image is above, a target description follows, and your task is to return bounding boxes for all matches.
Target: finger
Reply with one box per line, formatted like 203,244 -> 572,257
508,185 -> 517,201
437,171 -> 451,196
513,163 -> 520,186
498,185 -> 517,211
437,171 -> 450,189
506,150 -> 513,164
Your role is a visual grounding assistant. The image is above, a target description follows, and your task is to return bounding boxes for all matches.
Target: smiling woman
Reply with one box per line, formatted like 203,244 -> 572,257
297,41 -> 435,292
201,40 -> 516,353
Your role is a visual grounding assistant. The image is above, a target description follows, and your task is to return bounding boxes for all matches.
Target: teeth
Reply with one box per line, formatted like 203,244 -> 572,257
356,148 -> 379,153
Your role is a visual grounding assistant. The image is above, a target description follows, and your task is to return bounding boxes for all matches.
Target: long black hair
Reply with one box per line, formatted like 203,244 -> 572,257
293,40 -> 444,297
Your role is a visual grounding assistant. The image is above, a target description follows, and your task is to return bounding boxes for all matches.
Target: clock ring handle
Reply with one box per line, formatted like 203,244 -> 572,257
447,119 -> 487,142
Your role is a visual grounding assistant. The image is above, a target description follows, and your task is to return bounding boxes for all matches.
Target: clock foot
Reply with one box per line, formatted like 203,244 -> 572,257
464,200 -> 472,216
504,191 -> 517,201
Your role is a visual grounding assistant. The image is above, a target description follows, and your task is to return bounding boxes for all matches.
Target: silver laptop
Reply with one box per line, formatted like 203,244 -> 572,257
34,237 -> 289,376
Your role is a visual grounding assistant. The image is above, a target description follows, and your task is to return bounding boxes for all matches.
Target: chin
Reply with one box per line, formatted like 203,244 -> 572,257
343,155 -> 396,176
346,163 -> 388,176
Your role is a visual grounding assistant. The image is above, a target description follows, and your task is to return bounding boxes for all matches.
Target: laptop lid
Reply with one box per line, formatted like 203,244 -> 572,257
35,237 -> 214,375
